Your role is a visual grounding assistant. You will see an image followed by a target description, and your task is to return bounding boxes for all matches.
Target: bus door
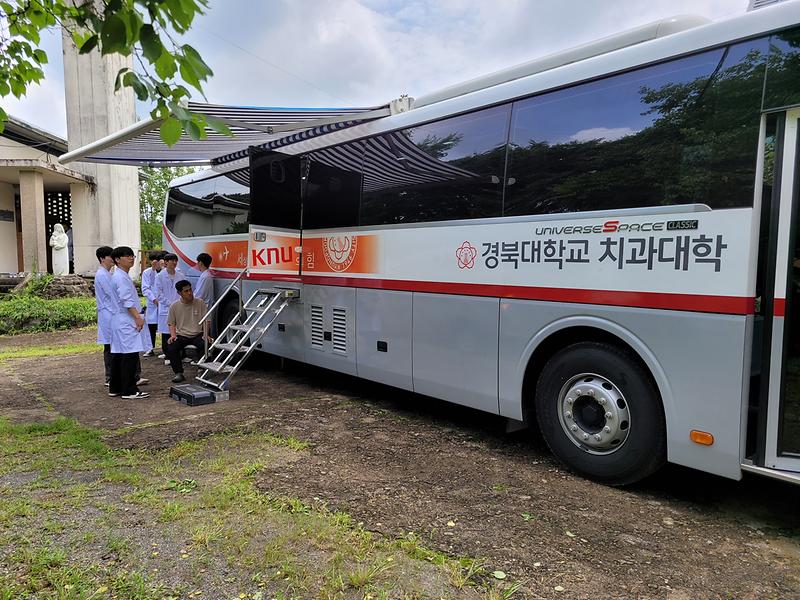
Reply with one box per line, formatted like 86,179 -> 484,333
248,149 -> 303,279
760,108 -> 800,473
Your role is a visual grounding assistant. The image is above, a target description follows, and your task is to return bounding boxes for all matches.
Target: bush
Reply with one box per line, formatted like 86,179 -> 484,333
0,296 -> 97,335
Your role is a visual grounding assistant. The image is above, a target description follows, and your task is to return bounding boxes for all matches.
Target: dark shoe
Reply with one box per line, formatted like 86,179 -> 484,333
171,373 -> 186,383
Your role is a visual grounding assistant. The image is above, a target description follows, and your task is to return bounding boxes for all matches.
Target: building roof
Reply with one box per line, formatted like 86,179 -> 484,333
2,115 -> 68,155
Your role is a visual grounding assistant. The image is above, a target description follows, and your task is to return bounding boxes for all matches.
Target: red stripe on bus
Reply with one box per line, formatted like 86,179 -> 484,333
774,298 -> 786,316
300,275 -> 754,315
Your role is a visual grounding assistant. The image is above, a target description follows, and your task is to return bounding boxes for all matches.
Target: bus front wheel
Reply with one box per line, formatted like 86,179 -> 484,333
534,341 -> 666,486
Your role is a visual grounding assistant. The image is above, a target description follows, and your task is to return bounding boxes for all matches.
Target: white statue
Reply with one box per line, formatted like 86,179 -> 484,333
49,223 -> 69,276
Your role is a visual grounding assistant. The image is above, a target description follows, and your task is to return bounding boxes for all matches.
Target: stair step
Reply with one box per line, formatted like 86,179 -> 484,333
245,306 -> 269,312
214,343 -> 251,353
229,324 -> 264,332
197,361 -> 235,373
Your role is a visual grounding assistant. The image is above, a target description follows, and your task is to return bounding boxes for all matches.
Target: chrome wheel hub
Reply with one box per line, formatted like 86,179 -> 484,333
557,373 -> 631,455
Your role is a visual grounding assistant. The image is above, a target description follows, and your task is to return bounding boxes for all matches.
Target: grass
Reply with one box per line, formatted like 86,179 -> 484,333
0,296 -> 97,335
0,416 -> 517,598
0,342 -> 100,362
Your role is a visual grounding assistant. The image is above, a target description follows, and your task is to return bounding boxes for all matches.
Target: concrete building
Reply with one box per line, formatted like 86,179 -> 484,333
0,116 -> 93,274
61,29 -> 141,277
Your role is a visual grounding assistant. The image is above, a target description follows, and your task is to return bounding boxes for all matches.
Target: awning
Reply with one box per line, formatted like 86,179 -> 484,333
58,101 -> 390,167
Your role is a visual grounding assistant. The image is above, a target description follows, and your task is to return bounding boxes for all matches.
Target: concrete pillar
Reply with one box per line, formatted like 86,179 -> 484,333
62,27 -> 141,277
19,170 -> 47,272
69,182 -> 96,275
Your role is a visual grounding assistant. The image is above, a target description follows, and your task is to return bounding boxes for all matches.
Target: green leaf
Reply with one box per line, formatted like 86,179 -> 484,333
32,49 -> 48,65
154,51 -> 177,79
114,68 -> 130,92
0,107 -> 6,134
184,119 -> 204,141
159,117 -> 182,147
206,116 -> 233,137
124,9 -> 144,43
0,80 -> 9,96
78,35 -> 99,55
100,14 -> 127,55
178,59 -> 200,91
182,44 -> 212,80
139,24 -> 162,62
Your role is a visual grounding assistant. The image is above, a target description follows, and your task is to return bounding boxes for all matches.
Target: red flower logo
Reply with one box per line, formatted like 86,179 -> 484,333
456,241 -> 477,269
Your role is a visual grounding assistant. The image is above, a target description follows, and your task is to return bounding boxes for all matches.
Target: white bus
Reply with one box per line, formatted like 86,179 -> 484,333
159,3 -> 800,485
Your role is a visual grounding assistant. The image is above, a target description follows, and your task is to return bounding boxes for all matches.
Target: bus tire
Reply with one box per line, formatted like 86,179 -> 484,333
218,297 -> 241,338
534,341 -> 666,485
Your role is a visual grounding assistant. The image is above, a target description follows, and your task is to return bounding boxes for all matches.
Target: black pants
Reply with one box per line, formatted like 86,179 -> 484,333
109,352 -> 139,396
103,344 -> 112,382
162,334 -> 170,355
105,345 -> 140,382
148,324 -> 158,349
166,334 -> 203,374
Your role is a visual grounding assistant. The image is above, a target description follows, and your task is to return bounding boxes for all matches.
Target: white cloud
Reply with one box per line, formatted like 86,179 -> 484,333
570,126 -> 636,143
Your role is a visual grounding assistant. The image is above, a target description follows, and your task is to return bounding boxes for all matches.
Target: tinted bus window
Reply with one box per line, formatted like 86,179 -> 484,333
764,26 -> 800,110
360,104 -> 510,225
249,151 -> 302,230
505,39 -> 768,216
165,171 -> 250,238
303,143 -> 364,229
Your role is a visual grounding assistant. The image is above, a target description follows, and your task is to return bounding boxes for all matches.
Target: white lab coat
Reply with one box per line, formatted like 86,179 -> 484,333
140,267 -> 160,325
154,268 -> 184,334
94,266 -> 115,345
194,269 -> 213,308
110,268 -> 152,354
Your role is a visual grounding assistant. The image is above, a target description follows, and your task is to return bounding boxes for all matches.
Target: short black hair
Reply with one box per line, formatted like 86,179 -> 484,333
163,253 -> 178,262
96,246 -> 113,262
111,246 -> 134,262
196,252 -> 212,268
148,251 -> 162,261
175,279 -> 192,293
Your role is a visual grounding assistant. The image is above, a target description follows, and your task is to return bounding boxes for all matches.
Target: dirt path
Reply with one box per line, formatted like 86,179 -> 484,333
2,329 -> 799,598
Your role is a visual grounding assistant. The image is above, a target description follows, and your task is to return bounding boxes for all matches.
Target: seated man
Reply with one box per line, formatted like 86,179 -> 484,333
166,279 -> 212,383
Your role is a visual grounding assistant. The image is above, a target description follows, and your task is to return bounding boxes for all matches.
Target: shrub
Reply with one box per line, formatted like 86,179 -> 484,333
0,296 -> 97,335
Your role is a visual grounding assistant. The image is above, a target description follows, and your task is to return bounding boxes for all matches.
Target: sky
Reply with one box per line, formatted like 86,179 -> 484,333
3,0 -> 748,139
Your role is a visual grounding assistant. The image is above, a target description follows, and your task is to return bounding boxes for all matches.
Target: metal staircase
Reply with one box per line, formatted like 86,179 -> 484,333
195,269 -> 298,392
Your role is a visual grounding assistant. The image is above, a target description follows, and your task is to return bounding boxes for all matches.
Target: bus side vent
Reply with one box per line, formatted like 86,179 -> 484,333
748,0 -> 786,9
332,307 -> 347,355
310,305 -> 324,348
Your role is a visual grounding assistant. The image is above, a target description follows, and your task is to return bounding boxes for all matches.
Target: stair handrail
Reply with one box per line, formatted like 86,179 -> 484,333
196,266 -> 247,360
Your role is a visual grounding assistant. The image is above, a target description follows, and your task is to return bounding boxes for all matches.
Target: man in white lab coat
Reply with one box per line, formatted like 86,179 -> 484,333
194,252 -> 213,309
94,246 -> 115,386
108,246 -> 151,399
154,252 -> 184,364
140,250 -> 164,357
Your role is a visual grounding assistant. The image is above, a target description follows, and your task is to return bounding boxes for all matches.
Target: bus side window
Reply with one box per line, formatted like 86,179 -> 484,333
302,143 -> 363,229
360,104 -> 510,226
505,38 -> 768,216
249,152 -> 302,230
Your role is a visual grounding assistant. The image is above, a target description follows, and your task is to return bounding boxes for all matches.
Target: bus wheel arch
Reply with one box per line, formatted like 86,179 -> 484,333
521,324 -> 669,485
217,292 -> 241,333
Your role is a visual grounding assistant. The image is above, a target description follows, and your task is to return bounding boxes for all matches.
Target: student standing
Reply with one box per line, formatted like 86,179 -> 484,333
194,253 -> 214,308
109,246 -> 151,399
154,252 -> 184,364
94,246 -> 115,387
140,251 -> 163,356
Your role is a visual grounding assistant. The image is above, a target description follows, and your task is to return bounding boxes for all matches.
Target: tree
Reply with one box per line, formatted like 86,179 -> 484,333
139,165 -> 194,249
0,0 -> 231,145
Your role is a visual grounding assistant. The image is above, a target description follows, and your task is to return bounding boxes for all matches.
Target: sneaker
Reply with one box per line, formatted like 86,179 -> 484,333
108,392 -> 119,397
136,378 -> 150,386
157,354 -> 166,359
104,381 -> 110,387
143,350 -> 154,357
164,359 -> 171,366
171,373 -> 186,383
122,391 -> 150,399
